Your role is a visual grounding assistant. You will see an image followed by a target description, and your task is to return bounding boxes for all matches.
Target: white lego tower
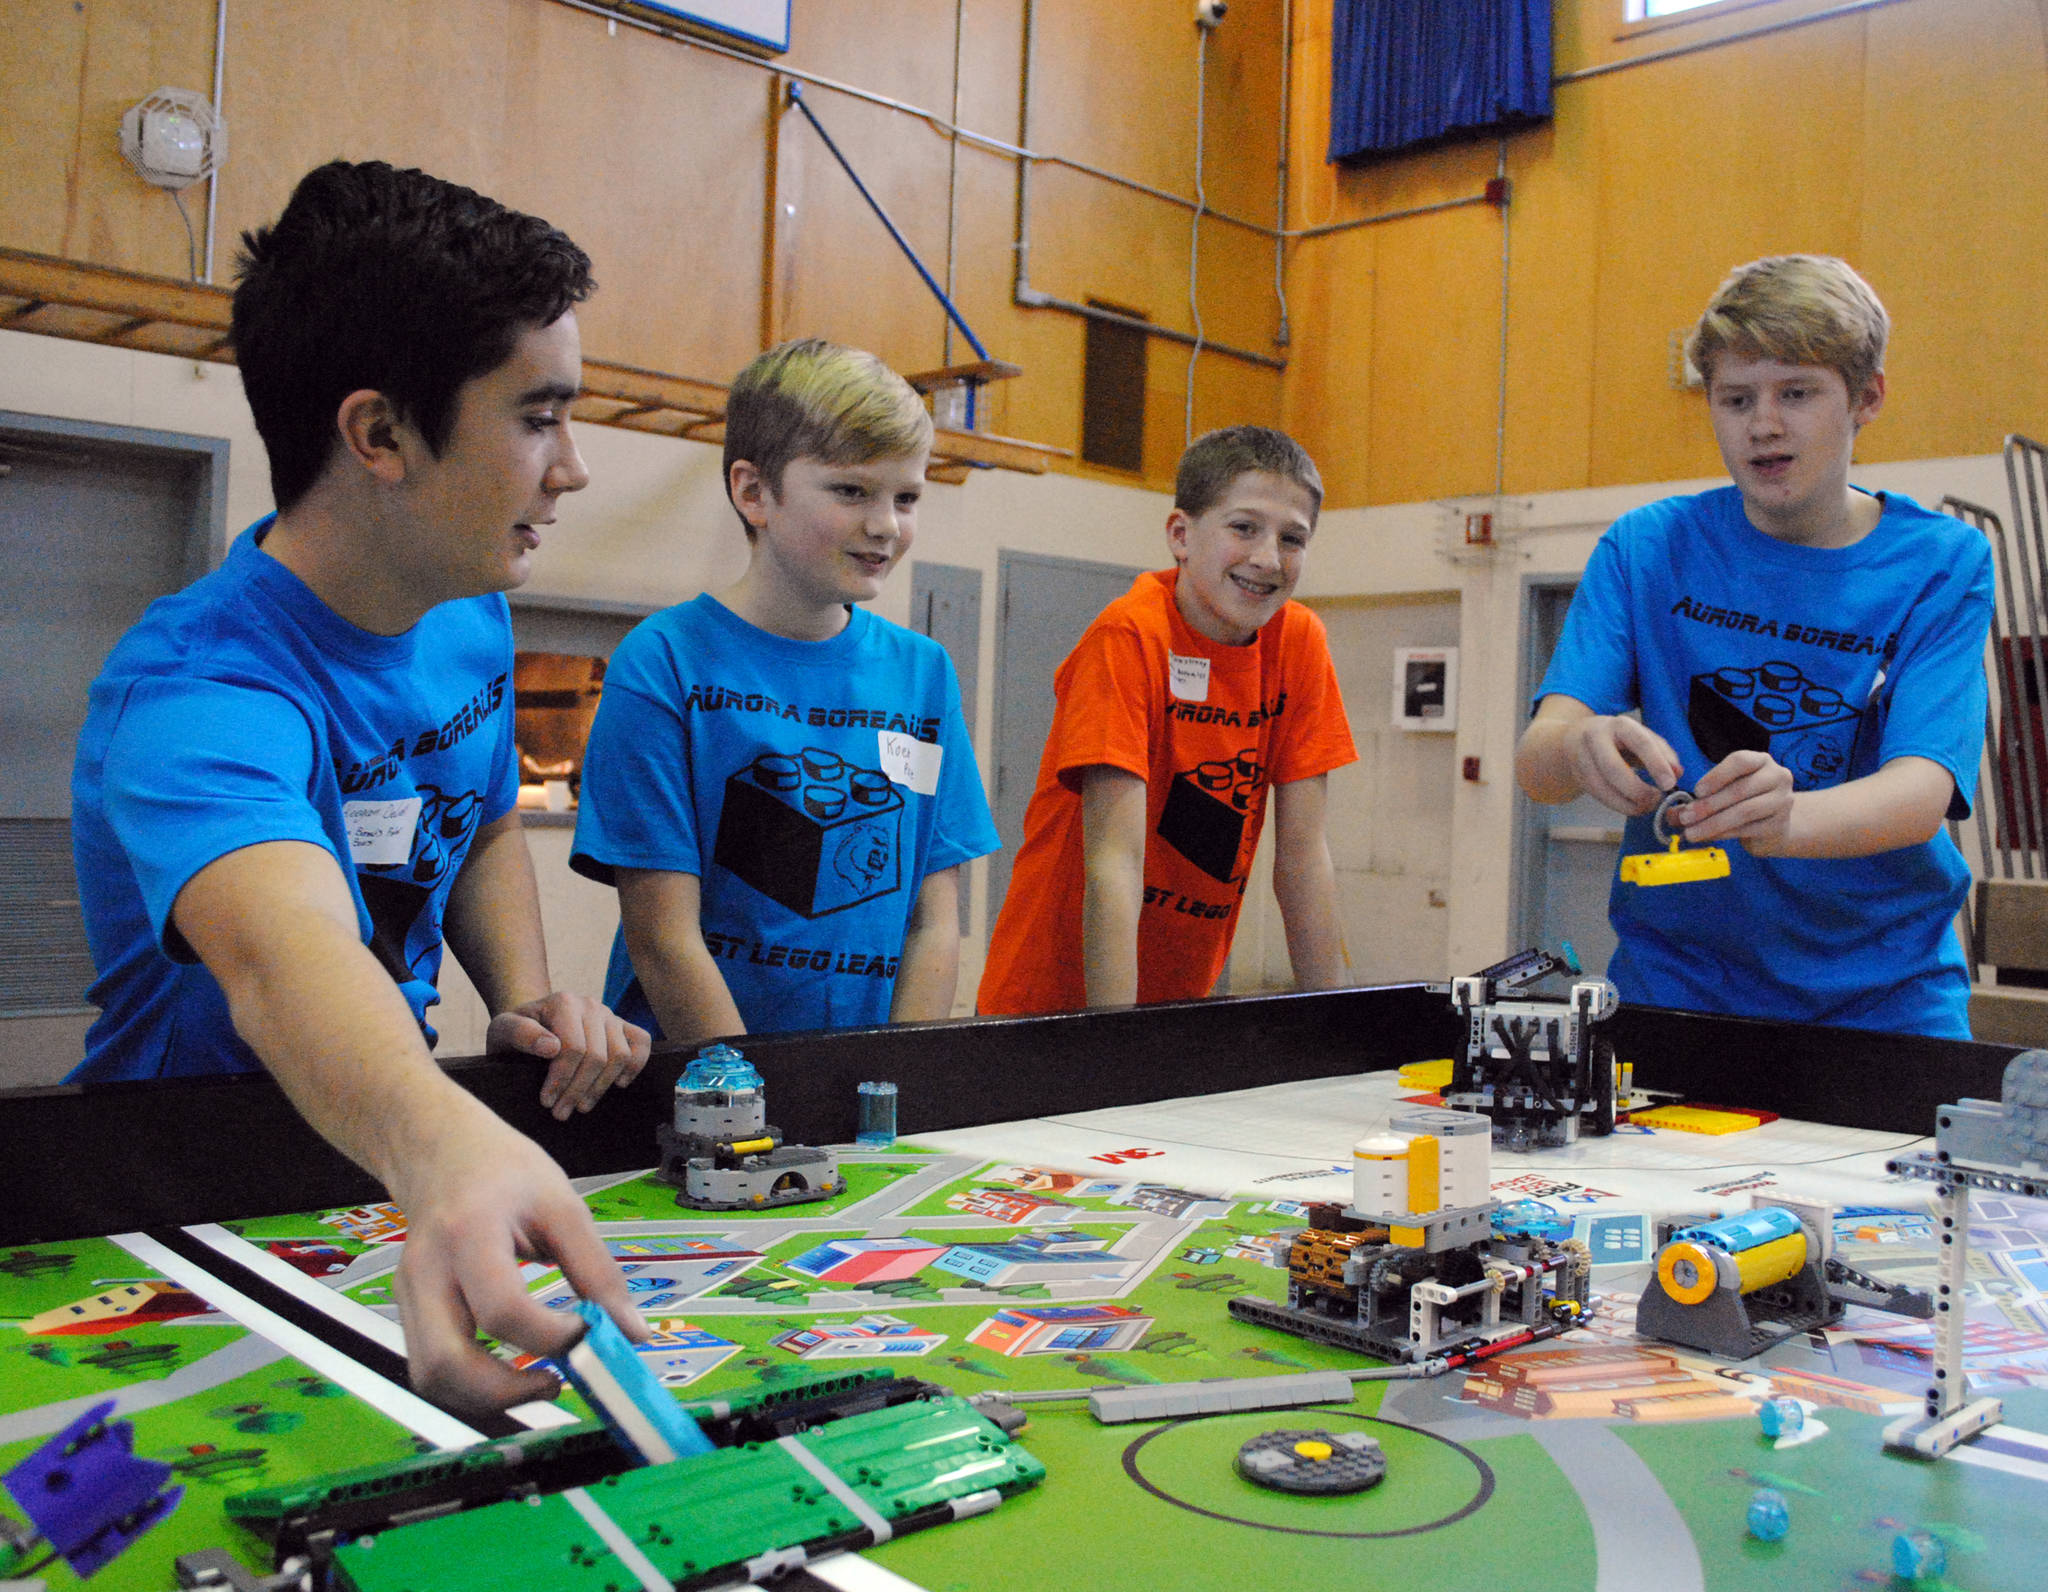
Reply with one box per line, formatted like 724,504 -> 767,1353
1351,1109 -> 1496,1252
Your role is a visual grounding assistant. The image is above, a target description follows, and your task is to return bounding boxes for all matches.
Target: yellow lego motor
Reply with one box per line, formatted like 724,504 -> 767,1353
1620,788 -> 1730,887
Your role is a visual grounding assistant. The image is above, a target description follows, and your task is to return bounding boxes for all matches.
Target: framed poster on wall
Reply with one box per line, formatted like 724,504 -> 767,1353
625,0 -> 790,54
1392,646 -> 1458,732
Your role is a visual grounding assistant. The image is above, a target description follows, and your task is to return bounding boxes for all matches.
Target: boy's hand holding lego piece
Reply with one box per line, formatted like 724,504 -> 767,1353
1675,750 -> 1795,852
488,991 -> 650,1120
387,1106 -> 649,1419
1561,712 -> 1683,815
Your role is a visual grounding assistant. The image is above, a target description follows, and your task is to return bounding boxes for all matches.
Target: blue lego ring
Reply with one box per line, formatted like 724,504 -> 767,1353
1651,788 -> 1694,846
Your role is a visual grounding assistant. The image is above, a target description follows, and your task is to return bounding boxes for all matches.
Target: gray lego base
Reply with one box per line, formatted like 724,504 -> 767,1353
1086,1371 -> 1356,1424
1634,1259 -> 1840,1361
1227,1293 -> 1417,1362
1235,1428 -> 1385,1495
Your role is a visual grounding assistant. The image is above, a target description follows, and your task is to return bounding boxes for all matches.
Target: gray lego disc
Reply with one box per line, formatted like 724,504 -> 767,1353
1234,1428 -> 1387,1496
1651,788 -> 1694,846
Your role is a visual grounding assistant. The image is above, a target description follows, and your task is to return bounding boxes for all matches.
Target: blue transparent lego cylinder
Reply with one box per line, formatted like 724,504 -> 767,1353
857,1081 -> 898,1146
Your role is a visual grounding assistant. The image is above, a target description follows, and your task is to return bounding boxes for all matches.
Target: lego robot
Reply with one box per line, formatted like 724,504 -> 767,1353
1880,1050 -> 2048,1457
656,1044 -> 845,1211
1439,945 -> 1627,1150
1228,1108 -> 1590,1363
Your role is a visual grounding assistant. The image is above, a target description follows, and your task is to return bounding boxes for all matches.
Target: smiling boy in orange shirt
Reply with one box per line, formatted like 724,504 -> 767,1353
980,426 -> 1358,1015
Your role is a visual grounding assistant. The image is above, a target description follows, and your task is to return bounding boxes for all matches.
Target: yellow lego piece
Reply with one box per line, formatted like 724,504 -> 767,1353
1619,835 -> 1730,886
1627,1104 -> 1763,1135
1389,1225 -> 1427,1249
1397,1058 -> 1455,1090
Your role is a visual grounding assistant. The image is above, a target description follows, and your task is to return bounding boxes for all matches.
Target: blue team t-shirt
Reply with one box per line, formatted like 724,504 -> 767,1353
571,594 -> 998,1036
69,521 -> 519,1081
1536,487 -> 1993,1038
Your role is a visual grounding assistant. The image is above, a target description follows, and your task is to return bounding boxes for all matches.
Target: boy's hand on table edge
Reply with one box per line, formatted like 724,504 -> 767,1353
488,992 -> 651,1120
1567,715 -> 1681,816
389,1117 -> 649,1419
1679,750 -> 1795,852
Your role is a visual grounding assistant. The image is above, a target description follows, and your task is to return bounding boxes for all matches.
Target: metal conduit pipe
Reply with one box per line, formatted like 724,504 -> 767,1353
546,0 -> 1489,246
202,0 -> 226,283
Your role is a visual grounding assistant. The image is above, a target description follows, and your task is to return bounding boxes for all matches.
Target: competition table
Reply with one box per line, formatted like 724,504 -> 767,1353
2,985 -> 2040,1592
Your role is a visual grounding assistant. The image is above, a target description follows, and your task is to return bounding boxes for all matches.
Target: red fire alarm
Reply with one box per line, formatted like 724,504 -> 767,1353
1462,756 -> 1482,783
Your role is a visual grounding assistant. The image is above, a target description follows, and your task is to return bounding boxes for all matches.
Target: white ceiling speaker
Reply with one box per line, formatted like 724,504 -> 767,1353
120,88 -> 227,190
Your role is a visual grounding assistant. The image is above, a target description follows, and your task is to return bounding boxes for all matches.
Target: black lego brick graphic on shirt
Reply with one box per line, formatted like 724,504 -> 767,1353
1156,749 -> 1264,883
1688,659 -> 1866,789
713,748 -> 903,918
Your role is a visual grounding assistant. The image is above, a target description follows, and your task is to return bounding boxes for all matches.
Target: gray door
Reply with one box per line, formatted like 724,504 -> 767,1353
1512,580 -> 1621,974
909,562 -> 983,932
0,414 -> 226,1084
988,552 -> 1146,924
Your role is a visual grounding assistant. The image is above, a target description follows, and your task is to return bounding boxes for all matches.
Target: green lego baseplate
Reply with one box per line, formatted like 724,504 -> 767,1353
327,1393 -> 1043,1592
225,1366 -> 927,1560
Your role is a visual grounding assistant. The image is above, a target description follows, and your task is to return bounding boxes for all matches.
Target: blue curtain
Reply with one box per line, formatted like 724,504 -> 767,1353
1328,0 -> 1553,163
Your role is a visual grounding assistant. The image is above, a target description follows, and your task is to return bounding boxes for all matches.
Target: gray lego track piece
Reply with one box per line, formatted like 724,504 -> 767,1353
1235,1428 -> 1386,1495
1087,1370 -> 1355,1424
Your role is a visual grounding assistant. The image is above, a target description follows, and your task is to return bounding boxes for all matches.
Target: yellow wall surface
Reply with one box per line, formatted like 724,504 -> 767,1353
1284,0 -> 2048,507
0,0 -> 1293,492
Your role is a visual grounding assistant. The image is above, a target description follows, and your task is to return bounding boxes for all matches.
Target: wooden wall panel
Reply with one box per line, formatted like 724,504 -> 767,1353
1496,119 -> 1597,496
0,0 -> 216,278
1280,225 -> 1376,504
5,0 -> 1289,491
1285,0 -> 2048,506
1858,0 -> 2048,464
1365,202 -> 1507,506
1583,32 -> 1867,489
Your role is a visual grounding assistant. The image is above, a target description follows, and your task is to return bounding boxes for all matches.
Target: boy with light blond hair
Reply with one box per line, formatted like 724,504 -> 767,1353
1516,255 -> 1992,1036
573,338 -> 998,1044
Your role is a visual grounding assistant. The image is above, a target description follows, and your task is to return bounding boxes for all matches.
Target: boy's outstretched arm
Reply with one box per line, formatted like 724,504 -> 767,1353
1515,694 -> 1682,814
616,868 -> 746,1048
1682,752 -> 1952,858
441,811 -> 649,1121
173,840 -> 645,1418
1271,773 -> 1351,991
1080,765 -> 1148,1006
890,867 -> 962,1022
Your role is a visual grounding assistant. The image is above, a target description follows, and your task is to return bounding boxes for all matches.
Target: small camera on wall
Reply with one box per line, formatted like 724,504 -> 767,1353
1195,0 -> 1228,27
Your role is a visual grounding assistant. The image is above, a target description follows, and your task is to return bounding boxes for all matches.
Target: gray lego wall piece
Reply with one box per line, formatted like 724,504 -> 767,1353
2005,1051 -> 2048,1164
1938,1050 -> 2048,1172
1388,1108 -> 1489,1139
1087,1371 -> 1355,1424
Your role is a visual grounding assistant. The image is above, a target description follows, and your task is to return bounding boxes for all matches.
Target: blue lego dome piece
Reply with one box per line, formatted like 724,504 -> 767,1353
1758,1395 -> 1803,1439
1746,1487 -> 1789,1542
679,1043 -> 764,1095
1492,1200 -> 1570,1241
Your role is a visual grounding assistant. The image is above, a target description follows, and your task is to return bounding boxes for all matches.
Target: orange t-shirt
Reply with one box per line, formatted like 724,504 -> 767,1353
978,568 -> 1357,1016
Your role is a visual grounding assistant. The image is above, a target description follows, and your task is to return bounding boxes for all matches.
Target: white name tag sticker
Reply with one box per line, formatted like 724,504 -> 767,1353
877,731 -> 943,796
343,796 -> 421,867
1169,652 -> 1211,702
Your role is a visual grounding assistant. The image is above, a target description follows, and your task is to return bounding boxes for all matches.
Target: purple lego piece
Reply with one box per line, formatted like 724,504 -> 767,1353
2,1399 -> 182,1577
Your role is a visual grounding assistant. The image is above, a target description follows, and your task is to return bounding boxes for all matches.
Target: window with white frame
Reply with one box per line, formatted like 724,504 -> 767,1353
1627,0 -> 1733,17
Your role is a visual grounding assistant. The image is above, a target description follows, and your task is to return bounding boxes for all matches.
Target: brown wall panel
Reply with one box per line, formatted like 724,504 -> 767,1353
1285,0 -> 2048,506
1582,32 -> 1867,490
1,0 -> 216,278
1365,202 -> 1508,506
1280,226 -> 1376,504
1857,0 -> 2048,464
1494,119 -> 1597,497
4,0 -> 1292,493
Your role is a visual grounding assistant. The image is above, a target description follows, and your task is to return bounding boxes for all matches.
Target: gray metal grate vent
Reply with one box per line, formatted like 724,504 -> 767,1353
0,818 -> 95,1016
